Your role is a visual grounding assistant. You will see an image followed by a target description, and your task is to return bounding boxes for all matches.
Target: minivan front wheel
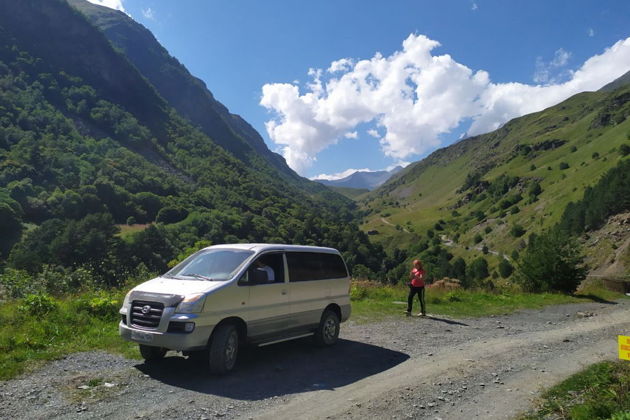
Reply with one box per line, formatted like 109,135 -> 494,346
139,344 -> 166,362
208,324 -> 239,375
314,309 -> 340,346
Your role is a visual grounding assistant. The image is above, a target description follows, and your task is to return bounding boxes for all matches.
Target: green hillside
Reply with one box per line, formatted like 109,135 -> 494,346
360,80 -> 630,272
0,0 -> 384,285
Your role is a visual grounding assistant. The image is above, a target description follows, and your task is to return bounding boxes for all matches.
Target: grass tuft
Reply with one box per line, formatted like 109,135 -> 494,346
521,360 -> 630,420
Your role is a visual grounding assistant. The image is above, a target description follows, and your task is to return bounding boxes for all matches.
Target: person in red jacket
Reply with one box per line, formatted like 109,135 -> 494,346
406,259 -> 426,317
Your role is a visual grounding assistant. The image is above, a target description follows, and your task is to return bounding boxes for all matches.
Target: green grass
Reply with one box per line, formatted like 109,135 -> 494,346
521,360 -> 630,420
116,224 -> 149,239
349,281 -> 627,322
0,290 -> 140,380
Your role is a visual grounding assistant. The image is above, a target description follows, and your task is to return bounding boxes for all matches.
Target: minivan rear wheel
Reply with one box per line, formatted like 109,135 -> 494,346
314,309 -> 340,346
139,344 -> 166,362
208,324 -> 239,375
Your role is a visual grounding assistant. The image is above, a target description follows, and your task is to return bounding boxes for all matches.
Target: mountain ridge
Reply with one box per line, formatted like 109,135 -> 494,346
66,0 -> 298,180
315,166 -> 403,190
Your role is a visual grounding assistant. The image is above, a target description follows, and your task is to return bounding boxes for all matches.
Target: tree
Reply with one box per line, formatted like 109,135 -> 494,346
515,228 -> 586,293
498,259 -> 513,278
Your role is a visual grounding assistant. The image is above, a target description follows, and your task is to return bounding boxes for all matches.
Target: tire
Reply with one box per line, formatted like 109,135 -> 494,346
208,324 -> 239,375
314,309 -> 340,346
139,344 -> 166,362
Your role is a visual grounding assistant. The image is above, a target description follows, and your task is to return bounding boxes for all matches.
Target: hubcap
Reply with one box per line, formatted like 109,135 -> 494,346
323,317 -> 337,341
225,331 -> 238,368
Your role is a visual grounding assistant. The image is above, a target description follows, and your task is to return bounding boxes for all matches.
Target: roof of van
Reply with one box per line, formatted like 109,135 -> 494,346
206,243 -> 340,254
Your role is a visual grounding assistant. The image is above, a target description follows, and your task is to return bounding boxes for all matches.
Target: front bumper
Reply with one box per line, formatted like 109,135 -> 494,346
119,321 -> 213,351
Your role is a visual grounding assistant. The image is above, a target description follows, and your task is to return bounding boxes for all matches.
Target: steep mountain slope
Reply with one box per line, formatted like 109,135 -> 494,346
0,0 -> 384,281
361,76 -> 630,258
315,166 -> 403,190
66,0 -> 297,180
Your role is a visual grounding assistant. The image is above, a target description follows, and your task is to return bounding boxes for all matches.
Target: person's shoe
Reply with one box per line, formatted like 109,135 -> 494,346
418,313 -> 427,317
405,311 -> 411,317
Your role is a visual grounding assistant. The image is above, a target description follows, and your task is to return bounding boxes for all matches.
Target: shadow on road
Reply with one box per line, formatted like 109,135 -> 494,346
424,315 -> 469,326
575,294 -> 618,305
136,338 -> 409,400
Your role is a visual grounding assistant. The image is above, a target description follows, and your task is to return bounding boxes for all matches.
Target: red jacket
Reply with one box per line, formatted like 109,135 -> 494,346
410,268 -> 425,287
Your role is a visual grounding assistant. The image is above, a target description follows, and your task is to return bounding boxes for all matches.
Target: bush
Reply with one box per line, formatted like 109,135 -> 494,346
18,294 -> 58,315
499,259 -> 513,278
619,144 -> 630,156
82,293 -> 120,318
515,229 -> 586,293
559,162 -> 570,170
0,268 -> 37,298
511,224 -> 526,237
474,234 -> 483,244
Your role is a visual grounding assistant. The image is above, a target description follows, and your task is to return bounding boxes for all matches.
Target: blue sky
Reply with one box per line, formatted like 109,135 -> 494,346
90,1 -> 630,179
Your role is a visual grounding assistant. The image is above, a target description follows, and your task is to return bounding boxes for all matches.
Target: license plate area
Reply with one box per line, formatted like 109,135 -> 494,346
131,330 -> 153,343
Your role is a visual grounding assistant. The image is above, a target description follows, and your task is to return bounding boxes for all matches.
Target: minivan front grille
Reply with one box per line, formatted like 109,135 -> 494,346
130,300 -> 164,329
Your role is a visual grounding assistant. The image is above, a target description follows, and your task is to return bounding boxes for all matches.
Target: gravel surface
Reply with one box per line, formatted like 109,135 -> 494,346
1,298 -> 628,420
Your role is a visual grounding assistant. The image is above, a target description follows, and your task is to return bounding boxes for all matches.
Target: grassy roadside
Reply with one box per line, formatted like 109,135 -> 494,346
0,281 -> 626,381
521,360 -> 630,420
0,291 -> 139,381
349,280 -> 627,322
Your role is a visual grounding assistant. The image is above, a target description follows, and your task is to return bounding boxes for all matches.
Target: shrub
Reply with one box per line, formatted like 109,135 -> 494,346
499,259 -> 513,278
0,268 -> 37,298
510,224 -> 526,237
559,162 -> 570,170
592,152 -> 600,159
619,144 -> 630,156
18,294 -> 58,315
484,226 -> 492,234
85,294 -> 119,318
474,234 -> 483,244
515,229 -> 586,293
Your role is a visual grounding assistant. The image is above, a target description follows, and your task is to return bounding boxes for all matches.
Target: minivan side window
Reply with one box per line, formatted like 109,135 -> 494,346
239,253 -> 285,285
286,252 -> 348,282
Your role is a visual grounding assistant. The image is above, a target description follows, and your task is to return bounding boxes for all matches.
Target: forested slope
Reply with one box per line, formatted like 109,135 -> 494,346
0,0 -> 384,286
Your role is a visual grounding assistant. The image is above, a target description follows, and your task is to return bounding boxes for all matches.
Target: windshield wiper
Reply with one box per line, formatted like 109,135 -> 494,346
181,273 -> 214,281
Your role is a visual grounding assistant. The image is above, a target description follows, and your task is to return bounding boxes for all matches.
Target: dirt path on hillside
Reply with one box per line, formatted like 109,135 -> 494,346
1,299 -> 628,420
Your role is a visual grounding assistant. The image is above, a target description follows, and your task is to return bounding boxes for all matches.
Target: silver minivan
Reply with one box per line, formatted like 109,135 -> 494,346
119,244 -> 351,374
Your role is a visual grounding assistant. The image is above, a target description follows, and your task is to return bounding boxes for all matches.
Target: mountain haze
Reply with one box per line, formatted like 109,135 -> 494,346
315,166 -> 403,190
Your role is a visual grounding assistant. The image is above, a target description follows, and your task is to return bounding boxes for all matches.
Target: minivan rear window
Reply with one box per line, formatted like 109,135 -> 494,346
286,252 -> 348,282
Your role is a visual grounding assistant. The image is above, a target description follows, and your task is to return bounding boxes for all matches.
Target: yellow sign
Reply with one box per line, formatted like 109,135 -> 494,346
620,336 -> 630,361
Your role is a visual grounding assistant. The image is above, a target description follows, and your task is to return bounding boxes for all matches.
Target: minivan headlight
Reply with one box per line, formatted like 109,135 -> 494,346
176,293 -> 206,313
122,291 -> 132,309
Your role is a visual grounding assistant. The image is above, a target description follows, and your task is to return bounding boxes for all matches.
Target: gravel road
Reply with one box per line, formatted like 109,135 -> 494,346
1,298 -> 628,420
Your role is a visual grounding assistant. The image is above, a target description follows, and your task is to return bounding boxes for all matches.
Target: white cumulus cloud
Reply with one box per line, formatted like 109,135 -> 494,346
261,34 -> 630,174
86,0 -> 126,14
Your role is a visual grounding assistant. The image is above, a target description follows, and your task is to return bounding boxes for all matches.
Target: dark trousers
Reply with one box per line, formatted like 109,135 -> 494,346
407,286 -> 426,314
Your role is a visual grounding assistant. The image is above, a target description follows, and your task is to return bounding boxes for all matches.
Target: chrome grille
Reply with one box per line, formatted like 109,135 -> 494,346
130,300 -> 164,329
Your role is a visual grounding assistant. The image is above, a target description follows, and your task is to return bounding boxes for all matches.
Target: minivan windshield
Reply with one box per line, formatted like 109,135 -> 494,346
164,249 -> 254,281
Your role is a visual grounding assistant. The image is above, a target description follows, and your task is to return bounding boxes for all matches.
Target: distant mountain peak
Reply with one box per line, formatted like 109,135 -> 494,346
314,166 -> 403,190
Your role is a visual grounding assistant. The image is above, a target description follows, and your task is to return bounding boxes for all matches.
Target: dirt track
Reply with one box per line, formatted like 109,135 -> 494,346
1,298 -> 628,420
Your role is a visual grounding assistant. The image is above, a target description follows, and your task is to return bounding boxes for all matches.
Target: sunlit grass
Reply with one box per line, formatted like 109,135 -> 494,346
521,360 -> 630,420
0,291 -> 139,381
349,280 -> 627,322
